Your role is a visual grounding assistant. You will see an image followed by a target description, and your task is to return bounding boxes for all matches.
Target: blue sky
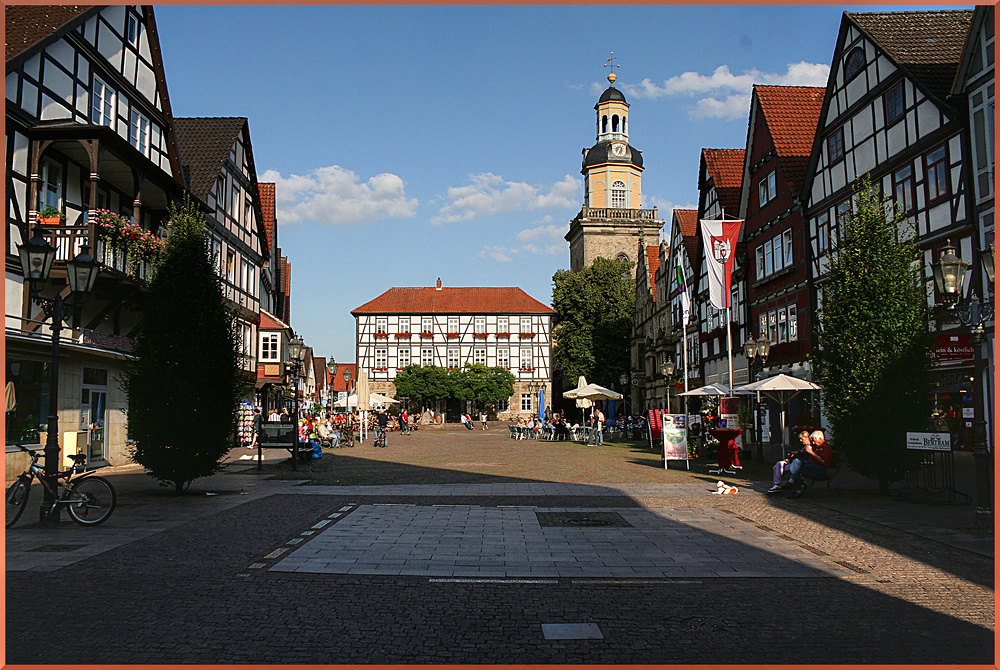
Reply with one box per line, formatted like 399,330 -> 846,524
154,4 -> 959,364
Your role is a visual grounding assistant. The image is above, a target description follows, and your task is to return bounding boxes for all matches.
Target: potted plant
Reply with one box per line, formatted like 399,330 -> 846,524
37,206 -> 65,225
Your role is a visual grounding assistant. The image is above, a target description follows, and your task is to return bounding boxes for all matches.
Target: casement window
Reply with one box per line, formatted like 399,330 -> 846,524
758,170 -> 777,205
474,316 -> 486,333
755,245 -> 765,280
497,317 -> 509,333
777,309 -> 788,343
925,146 -> 950,204
883,81 -> 905,125
226,251 -> 235,283
447,317 -> 459,333
399,317 -> 410,334
40,159 -> 62,210
447,348 -> 460,368
788,305 -> 798,340
782,230 -> 793,267
259,333 -> 279,362
521,394 -> 532,412
375,348 -> 387,369
759,314 -> 767,341
375,317 -> 387,334
835,202 -> 851,242
474,348 -> 486,366
217,177 -> 226,211
827,127 -> 845,164
764,239 -> 774,276
129,109 -> 149,156
773,234 -> 784,271
768,311 -> 777,343
521,350 -> 532,370
520,317 -> 532,333
817,213 -> 830,252
91,76 -> 115,127
244,200 -> 252,228
893,164 -> 915,214
611,180 -> 627,208
398,348 -> 410,368
498,348 -> 510,368
421,316 -> 433,333
231,184 -> 241,222
843,47 -> 866,81
420,348 -> 434,367
126,13 -> 140,46
497,398 -> 510,412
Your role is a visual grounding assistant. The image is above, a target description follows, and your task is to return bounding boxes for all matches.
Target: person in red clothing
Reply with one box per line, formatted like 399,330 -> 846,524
787,430 -> 832,498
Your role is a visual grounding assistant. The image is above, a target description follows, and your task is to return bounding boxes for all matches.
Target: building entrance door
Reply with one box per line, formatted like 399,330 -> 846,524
81,367 -> 108,463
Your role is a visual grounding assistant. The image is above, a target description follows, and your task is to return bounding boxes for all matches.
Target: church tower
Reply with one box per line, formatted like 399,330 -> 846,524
565,68 -> 664,273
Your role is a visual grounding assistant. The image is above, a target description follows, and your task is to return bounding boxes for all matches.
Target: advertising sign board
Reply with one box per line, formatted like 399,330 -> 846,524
905,432 -> 951,451
662,413 -> 689,469
260,422 -> 296,448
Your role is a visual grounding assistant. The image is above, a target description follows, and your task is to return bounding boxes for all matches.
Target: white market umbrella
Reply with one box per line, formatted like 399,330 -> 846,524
677,382 -> 742,397
356,370 -> 371,411
368,392 -> 399,405
733,374 -> 822,450
573,376 -> 593,409
563,383 -> 623,401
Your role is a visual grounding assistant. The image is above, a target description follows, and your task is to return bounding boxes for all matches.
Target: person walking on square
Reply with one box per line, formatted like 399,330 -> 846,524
593,407 -> 605,445
250,407 -> 263,448
480,411 -> 488,430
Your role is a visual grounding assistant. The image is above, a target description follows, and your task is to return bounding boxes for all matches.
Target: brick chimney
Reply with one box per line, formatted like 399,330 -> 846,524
436,278 -> 442,290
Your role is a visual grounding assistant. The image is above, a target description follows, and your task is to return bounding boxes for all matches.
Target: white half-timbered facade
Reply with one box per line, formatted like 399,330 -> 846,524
663,209 -> 702,394
173,117 -> 268,387
352,281 -> 553,419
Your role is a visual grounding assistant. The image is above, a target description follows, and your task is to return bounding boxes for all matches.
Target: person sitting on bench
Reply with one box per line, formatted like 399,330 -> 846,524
787,430 -> 832,498
768,430 -> 811,493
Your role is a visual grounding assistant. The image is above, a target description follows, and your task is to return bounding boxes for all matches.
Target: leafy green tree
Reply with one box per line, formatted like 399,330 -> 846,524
392,365 -> 452,409
125,197 -> 244,492
814,177 -> 931,493
450,364 -> 515,410
552,256 -> 635,387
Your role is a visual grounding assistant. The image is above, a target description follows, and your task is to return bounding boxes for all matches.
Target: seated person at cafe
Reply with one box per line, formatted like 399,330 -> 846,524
786,430 -> 832,498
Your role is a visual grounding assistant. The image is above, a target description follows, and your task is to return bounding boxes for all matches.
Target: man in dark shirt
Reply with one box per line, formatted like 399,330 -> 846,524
788,430 -> 832,498
376,409 -> 389,446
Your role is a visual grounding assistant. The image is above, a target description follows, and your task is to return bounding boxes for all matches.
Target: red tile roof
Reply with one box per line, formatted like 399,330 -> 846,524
259,182 -> 276,252
702,148 -> 745,213
645,245 -> 660,301
259,310 -> 290,331
6,5 -> 93,63
755,86 -> 825,195
673,208 -> 701,271
329,364 -> 357,393
353,286 -> 553,315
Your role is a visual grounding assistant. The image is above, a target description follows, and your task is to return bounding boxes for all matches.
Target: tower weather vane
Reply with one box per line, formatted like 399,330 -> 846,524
604,52 -> 620,84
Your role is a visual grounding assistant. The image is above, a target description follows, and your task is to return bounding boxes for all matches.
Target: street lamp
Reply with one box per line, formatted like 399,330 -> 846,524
327,357 -> 337,414
17,227 -> 100,523
932,239 -> 994,530
662,359 -> 675,413
343,367 -> 352,413
744,336 -> 772,459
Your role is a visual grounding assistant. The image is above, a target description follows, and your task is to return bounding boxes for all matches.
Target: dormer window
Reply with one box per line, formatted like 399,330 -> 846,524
843,46 -> 866,82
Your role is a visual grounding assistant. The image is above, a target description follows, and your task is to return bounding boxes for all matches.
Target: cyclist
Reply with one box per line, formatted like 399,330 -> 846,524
376,408 -> 389,446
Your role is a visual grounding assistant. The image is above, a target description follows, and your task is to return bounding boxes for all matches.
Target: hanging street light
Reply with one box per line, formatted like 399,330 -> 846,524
16,228 -> 100,523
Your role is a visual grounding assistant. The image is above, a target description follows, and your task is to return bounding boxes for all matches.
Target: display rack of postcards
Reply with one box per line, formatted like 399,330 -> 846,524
237,401 -> 254,446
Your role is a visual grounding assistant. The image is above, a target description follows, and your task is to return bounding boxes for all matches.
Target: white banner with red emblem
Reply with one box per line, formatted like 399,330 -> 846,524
699,218 -> 743,309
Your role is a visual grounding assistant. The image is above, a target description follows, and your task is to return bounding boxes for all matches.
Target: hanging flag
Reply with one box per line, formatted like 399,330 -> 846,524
675,260 -> 691,324
699,218 -> 743,309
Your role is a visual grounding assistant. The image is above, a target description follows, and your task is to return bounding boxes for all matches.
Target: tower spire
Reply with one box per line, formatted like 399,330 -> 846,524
604,52 -> 620,86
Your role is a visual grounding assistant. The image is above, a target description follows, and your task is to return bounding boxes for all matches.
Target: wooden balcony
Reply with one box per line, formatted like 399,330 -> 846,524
36,223 -> 153,283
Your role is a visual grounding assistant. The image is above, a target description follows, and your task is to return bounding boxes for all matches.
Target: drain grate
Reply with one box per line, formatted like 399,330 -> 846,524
535,511 -> 632,528
834,560 -> 870,574
30,544 -> 85,553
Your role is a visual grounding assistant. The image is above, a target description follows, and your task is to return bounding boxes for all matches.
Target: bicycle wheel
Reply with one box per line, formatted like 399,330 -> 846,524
346,430 -> 355,447
6,479 -> 30,528
65,476 -> 116,526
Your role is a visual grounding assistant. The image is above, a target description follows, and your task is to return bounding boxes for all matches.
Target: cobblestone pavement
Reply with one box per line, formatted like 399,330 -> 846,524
5,429 -> 994,664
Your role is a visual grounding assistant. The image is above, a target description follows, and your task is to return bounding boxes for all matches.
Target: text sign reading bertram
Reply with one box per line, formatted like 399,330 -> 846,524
906,432 -> 952,451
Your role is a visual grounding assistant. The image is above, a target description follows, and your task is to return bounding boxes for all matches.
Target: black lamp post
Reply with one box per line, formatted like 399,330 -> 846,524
744,336 -> 771,459
932,239 -> 994,530
327,357 -> 338,415
17,227 -> 100,523
343,367 -> 352,413
661,359 -> 675,413
286,335 -> 306,469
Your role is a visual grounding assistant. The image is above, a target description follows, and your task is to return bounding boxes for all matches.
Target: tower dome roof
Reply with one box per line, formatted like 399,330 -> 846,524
597,85 -> 628,105
583,141 -> 643,169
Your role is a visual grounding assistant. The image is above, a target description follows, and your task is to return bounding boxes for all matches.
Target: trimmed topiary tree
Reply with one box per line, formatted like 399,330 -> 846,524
125,196 -> 244,492
813,176 -> 932,493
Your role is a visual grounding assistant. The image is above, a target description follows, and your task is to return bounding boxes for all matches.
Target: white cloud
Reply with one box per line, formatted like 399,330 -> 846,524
479,245 -> 519,263
621,61 -> 830,120
515,218 -> 569,255
431,173 -> 581,225
260,166 -> 418,225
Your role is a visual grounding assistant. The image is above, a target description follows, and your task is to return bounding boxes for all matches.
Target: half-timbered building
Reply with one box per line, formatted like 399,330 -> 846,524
352,281 -> 553,421
695,148 -> 748,389
5,6 -> 186,466
173,117 -> 268,396
663,208 -> 702,399
631,239 -> 669,414
801,9 -> 975,436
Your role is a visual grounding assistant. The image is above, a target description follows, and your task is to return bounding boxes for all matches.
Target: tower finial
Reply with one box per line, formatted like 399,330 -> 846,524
604,52 -> 620,86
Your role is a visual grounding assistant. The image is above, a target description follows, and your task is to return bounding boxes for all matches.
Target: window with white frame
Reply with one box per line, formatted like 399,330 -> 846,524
226,251 -> 235,283
611,180 -> 627,208
375,317 -> 387,334
755,245 -> 765,280
126,12 -> 140,46
520,317 -> 532,333
768,311 -> 777,342
40,159 -> 61,210
447,348 -> 460,368
782,229 -> 793,267
520,394 -> 532,412
398,348 -> 410,368
764,238 -> 774,276
817,213 -> 830,252
421,348 -> 433,366
399,317 -> 410,334
375,348 -> 387,369
91,76 -> 115,127
447,317 -> 459,333
244,200 -> 252,228
521,350 -> 532,370
474,348 -> 486,365
777,309 -> 788,342
497,398 -> 509,412
925,145 -> 949,203
474,316 -> 486,333
788,305 -> 797,340
217,176 -> 226,211
259,333 -> 279,362
497,316 -> 509,333
129,109 -> 149,156
759,314 -> 767,341
421,316 -> 433,333
498,348 -> 510,368
758,170 -> 776,205
231,184 -> 241,222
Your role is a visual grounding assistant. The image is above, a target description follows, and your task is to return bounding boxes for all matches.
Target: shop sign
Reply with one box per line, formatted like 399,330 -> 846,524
930,334 -> 973,365
259,422 -> 295,448
719,397 -> 740,429
906,432 -> 951,451
661,413 -> 689,467
78,329 -> 134,353
263,364 -> 281,377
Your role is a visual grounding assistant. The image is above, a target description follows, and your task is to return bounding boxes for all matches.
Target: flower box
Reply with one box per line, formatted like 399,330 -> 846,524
374,332 -> 389,338
446,332 -> 460,338
518,333 -> 535,339
520,366 -> 535,371
396,367 -> 405,370
496,332 -> 511,338
473,333 -> 488,339
419,332 -> 434,338
374,367 -> 388,371
394,332 -> 411,338
38,216 -> 62,226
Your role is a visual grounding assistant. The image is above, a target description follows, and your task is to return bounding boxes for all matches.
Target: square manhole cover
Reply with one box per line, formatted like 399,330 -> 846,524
535,511 -> 632,528
30,544 -> 86,552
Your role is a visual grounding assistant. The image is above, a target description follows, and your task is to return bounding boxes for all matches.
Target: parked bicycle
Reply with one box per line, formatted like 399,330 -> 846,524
6,444 -> 117,527
340,425 -> 355,447
373,426 -> 387,448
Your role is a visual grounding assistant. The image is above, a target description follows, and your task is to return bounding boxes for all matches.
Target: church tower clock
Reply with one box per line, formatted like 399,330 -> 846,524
565,68 -> 664,274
